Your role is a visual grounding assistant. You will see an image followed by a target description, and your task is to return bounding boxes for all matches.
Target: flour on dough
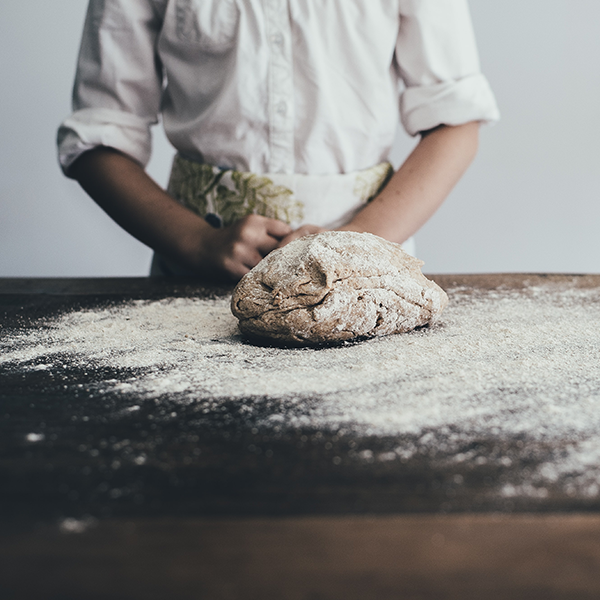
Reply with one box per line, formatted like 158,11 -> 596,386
230,231 -> 448,345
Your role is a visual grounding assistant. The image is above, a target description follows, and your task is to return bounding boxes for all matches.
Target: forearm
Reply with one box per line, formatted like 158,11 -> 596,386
70,147 -> 292,280
339,122 -> 480,244
70,147 -> 212,271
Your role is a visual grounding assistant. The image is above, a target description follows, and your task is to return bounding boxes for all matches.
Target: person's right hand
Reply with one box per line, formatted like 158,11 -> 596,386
198,214 -> 292,281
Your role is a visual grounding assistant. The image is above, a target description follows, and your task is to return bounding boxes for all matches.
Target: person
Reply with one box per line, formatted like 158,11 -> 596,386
58,0 -> 499,281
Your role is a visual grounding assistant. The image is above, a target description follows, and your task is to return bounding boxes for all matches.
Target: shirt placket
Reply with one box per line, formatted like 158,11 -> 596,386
263,0 -> 294,174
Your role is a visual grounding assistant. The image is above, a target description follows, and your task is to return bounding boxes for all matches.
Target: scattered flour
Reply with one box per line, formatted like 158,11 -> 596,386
3,281 -> 600,499
58,516 -> 97,534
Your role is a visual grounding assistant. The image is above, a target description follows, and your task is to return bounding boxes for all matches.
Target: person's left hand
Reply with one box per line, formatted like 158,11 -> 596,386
277,224 -> 327,248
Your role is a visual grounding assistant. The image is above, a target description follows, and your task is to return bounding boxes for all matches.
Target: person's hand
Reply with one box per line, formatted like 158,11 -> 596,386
198,214 -> 292,281
277,224 -> 327,248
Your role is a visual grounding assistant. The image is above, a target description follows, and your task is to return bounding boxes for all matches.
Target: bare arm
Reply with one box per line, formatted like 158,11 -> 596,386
70,147 -> 291,280
339,122 -> 479,243
279,122 -> 479,247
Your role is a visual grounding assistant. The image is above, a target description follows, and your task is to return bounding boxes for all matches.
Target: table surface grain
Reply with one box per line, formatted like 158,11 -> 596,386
2,275 -> 600,599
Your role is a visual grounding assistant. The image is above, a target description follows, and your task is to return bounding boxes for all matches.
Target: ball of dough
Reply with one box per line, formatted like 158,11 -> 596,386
230,231 -> 448,346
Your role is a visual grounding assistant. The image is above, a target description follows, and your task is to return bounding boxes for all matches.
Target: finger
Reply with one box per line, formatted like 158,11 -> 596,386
277,225 -> 324,248
277,232 -> 299,248
222,257 -> 252,282
242,248 -> 264,270
278,227 -> 312,247
256,234 -> 281,257
264,218 -> 293,239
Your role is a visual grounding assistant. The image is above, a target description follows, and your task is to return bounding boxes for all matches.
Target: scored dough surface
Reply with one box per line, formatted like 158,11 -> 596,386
230,231 -> 448,345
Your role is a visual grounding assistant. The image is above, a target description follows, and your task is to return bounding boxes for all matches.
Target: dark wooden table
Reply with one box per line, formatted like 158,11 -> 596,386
2,275 -> 600,600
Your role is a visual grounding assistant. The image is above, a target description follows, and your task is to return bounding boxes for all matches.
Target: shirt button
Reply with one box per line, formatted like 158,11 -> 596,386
271,32 -> 284,47
276,101 -> 287,116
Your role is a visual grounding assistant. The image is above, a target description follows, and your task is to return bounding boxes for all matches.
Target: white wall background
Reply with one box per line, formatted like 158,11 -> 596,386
1,0 -> 599,277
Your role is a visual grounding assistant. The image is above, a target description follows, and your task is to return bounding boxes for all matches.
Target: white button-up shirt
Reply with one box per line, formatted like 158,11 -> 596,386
58,0 -> 499,177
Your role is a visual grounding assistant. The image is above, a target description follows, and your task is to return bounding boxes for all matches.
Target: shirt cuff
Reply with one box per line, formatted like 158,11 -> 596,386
400,73 -> 500,136
57,108 -> 154,177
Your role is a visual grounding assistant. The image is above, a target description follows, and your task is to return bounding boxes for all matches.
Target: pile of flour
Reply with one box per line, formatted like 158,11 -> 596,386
3,280 -> 600,499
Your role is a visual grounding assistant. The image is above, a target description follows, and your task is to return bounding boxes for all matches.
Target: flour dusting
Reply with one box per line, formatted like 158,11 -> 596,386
3,280 -> 600,500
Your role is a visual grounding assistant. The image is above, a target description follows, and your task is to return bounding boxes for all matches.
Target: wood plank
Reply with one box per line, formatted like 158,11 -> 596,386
2,514 -> 600,600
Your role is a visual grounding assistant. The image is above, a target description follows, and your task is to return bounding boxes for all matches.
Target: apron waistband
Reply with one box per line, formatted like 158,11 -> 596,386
167,155 -> 394,229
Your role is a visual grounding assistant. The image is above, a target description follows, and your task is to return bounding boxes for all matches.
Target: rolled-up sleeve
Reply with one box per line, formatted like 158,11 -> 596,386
396,0 -> 500,136
57,0 -> 165,176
